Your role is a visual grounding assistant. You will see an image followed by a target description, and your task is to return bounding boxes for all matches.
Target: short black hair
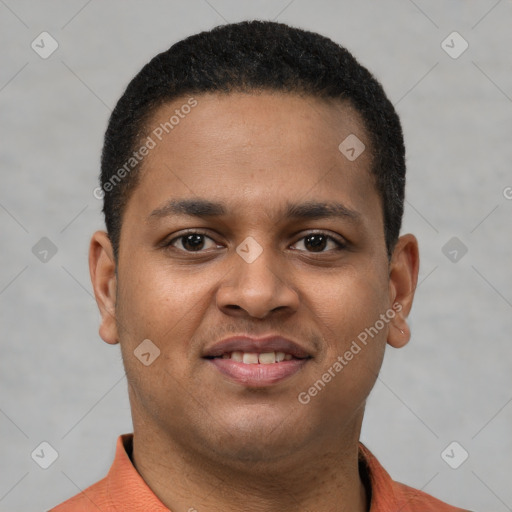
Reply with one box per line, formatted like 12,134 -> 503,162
100,20 -> 405,260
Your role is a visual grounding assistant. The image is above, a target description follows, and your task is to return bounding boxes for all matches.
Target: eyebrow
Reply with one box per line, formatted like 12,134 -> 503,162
147,198 -> 361,223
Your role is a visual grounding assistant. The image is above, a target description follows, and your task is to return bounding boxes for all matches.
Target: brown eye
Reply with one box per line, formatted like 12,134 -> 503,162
292,233 -> 345,253
168,232 -> 217,252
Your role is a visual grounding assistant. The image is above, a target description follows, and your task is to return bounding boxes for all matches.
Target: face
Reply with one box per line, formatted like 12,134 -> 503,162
90,92 -> 418,466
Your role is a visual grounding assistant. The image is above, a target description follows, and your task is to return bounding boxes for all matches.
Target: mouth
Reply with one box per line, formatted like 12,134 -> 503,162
207,351 -> 298,363
203,336 -> 312,387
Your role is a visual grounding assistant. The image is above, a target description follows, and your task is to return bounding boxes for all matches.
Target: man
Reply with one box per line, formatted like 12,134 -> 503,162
51,20 -> 471,512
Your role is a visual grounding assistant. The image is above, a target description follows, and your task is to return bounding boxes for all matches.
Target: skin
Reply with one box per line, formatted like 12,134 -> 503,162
89,91 -> 419,512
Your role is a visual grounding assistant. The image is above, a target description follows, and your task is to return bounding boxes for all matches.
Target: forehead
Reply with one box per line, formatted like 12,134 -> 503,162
145,91 -> 370,157
127,92 -> 380,228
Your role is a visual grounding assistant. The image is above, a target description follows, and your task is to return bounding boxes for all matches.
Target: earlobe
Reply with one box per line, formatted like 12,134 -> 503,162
89,231 -> 119,345
387,234 -> 419,349
388,320 -> 410,349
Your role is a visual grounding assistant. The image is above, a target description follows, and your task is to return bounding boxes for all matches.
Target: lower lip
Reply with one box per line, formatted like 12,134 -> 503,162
208,358 -> 308,387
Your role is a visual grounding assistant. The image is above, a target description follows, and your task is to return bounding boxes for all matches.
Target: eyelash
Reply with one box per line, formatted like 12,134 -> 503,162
164,230 -> 347,254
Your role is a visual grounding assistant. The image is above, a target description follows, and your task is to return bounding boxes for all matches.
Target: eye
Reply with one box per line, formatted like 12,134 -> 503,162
164,230 -> 346,254
291,232 -> 346,253
166,231 -> 219,252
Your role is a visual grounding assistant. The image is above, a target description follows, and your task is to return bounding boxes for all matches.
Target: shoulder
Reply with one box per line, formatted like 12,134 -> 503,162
393,480 -> 473,512
48,475 -> 111,511
358,442 -> 473,512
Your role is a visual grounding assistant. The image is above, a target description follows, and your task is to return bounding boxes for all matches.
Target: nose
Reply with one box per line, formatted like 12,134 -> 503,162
216,241 -> 299,319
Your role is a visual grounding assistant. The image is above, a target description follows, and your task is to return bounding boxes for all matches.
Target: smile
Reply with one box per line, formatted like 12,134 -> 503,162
203,335 -> 312,387
215,351 -> 296,363
206,352 -> 310,387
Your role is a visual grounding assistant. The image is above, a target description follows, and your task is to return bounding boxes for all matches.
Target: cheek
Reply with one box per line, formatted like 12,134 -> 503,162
304,267 -> 389,400
116,263 -> 208,420
118,262 -> 207,340
311,264 -> 389,341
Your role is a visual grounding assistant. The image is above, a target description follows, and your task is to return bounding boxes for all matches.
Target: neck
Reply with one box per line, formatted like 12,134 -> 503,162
130,425 -> 369,512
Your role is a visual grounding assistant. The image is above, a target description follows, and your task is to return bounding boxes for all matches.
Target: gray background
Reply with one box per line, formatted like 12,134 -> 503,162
1,1 -> 511,511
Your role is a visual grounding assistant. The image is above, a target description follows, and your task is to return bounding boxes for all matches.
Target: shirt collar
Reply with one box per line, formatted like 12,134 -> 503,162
359,441 -> 399,511
106,433 -> 170,511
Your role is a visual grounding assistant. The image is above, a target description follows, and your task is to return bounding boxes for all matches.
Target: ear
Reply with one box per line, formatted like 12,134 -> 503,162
387,233 -> 420,349
89,230 -> 119,345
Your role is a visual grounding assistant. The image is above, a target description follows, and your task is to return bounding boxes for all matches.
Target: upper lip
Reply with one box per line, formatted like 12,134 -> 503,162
203,335 -> 311,359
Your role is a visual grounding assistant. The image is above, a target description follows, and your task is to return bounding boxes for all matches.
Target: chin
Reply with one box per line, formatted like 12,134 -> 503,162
203,412 -> 312,464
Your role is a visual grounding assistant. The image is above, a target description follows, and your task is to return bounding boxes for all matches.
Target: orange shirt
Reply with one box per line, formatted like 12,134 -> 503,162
50,433 -> 470,511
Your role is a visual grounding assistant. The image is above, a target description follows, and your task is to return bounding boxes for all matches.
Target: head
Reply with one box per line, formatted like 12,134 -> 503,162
90,20 -> 419,471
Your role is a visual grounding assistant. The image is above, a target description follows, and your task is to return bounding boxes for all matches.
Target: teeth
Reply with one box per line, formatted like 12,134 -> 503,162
231,351 -> 243,362
221,351 -> 296,364
258,352 -> 276,364
242,352 -> 259,364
